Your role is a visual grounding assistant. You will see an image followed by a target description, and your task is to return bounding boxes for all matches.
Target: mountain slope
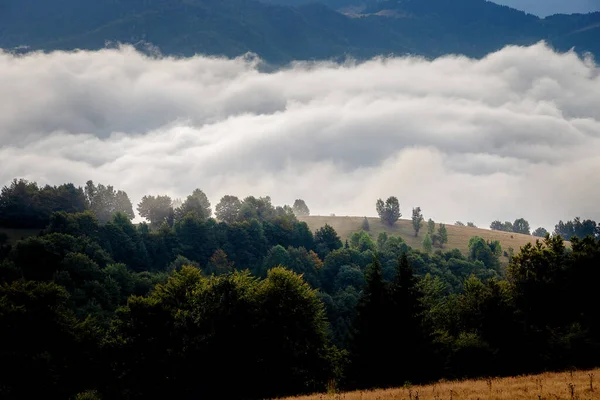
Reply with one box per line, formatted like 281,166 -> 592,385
299,216 -> 544,263
0,0 -> 598,62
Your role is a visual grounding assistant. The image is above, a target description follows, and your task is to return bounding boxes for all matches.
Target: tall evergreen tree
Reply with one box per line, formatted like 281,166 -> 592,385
388,254 -> 431,383
422,233 -> 433,253
349,256 -> 388,389
362,216 -> 370,231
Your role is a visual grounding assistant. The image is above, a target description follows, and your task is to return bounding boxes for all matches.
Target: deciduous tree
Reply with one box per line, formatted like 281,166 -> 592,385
292,199 -> 310,216
376,197 -> 401,226
412,207 -> 424,237
438,223 -> 448,247
215,195 -> 241,224
427,218 -> 435,235
137,195 -> 173,227
175,189 -> 211,221
513,218 -> 531,235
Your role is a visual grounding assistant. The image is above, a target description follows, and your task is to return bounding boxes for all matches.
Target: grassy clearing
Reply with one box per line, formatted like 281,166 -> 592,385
0,227 -> 41,244
299,216 -> 544,262
279,368 -> 600,400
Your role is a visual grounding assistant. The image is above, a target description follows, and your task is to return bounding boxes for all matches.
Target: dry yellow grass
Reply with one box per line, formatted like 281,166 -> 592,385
299,216 -> 547,263
279,369 -> 600,400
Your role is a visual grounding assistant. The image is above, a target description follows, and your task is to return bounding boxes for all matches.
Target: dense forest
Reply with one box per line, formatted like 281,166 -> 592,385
1,178 -> 599,399
1,0 -> 598,63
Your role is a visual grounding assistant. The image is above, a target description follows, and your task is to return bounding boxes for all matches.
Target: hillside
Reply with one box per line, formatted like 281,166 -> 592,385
299,215 -> 541,261
278,368 -> 600,400
0,0 -> 598,63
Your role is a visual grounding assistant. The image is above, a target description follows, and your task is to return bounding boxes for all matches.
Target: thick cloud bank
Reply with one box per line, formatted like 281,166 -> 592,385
1,43 -> 599,229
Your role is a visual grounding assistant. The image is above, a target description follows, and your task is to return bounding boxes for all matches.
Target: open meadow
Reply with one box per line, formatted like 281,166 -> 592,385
299,216 -> 547,262
278,369 -> 600,400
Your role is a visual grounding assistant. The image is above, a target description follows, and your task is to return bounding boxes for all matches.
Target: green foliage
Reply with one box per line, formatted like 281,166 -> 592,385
292,199 -> 310,217
0,280 -> 99,398
84,181 -> 134,223
512,218 -> 531,235
174,213 -> 217,265
175,189 -> 212,221
4,177 -> 600,398
376,232 -> 388,249
554,217 -> 598,240
0,179 -> 87,228
206,249 -> 234,275
427,218 -> 435,235
350,255 -> 432,388
314,224 -> 343,258
76,390 -> 102,400
532,227 -> 548,237
349,257 -> 387,386
110,266 -> 339,398
239,196 -> 275,222
136,195 -> 173,227
263,245 -> 291,274
361,216 -> 370,231
376,196 -> 401,226
2,0 -> 597,65
437,223 -> 448,247
422,233 -> 433,253
491,220 -> 515,232
468,236 -> 502,271
334,265 -> 365,291
349,230 -> 376,252
412,207 -> 424,237
215,195 -> 242,223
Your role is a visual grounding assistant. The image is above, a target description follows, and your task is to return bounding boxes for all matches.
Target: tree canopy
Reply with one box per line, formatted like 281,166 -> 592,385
2,177 -> 600,398
376,197 -> 401,226
292,199 -> 310,217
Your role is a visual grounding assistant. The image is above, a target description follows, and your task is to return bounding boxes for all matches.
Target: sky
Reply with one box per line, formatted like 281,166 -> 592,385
1,43 -> 599,231
492,0 -> 600,17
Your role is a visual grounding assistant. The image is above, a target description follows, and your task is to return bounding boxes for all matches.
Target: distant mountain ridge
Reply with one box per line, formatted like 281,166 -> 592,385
0,0 -> 598,63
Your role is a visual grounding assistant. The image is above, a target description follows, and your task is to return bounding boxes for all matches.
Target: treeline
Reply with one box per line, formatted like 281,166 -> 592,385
1,179 -> 599,399
490,216 -> 599,240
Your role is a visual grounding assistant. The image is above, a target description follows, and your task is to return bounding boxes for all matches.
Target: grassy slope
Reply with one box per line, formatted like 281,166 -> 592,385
278,368 -> 600,399
0,227 -> 41,244
299,216 -> 542,262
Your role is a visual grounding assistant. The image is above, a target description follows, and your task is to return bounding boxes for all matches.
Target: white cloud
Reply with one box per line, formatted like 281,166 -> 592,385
1,43 -> 599,230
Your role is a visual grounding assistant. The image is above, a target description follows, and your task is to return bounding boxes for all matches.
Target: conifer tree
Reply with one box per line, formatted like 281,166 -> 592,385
422,233 -> 433,253
388,254 -> 430,383
362,216 -> 370,231
349,256 -> 388,388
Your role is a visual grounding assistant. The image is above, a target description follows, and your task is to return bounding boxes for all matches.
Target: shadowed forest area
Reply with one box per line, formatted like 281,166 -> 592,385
1,178 -> 599,399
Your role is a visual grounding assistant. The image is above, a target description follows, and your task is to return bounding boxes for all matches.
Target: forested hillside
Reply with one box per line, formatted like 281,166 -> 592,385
1,177 -> 599,398
0,0 -> 598,63
299,215 -> 541,263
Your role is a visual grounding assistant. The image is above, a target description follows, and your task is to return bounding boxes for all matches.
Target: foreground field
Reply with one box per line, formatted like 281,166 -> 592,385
299,216 -> 543,262
279,369 -> 600,400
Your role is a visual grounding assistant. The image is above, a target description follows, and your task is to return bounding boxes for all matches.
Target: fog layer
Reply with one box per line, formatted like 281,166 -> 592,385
1,43 -> 599,229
